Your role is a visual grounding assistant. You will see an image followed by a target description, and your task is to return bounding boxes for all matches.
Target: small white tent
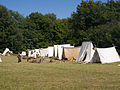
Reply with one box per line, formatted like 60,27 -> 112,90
2,48 -> 9,56
21,51 -> 26,56
2,48 -> 12,56
91,47 -> 120,64
76,42 -> 95,63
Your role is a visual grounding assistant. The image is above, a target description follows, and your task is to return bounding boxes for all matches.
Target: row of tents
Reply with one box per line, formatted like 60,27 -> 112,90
77,42 -> 120,64
23,44 -> 79,60
1,41 -> 120,64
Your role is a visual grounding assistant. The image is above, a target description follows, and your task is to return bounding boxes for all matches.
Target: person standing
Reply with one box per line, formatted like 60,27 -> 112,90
17,53 -> 21,63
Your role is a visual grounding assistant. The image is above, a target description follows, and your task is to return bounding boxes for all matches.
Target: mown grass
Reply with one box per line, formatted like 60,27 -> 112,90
0,56 -> 120,90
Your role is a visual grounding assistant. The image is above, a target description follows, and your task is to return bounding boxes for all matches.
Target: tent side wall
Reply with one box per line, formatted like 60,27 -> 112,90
63,47 -> 81,60
40,48 -> 48,57
54,45 -> 58,57
58,44 -> 71,60
48,47 -> 54,57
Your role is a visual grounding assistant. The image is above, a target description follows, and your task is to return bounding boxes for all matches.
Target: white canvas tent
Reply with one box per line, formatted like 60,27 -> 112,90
2,48 -> 9,56
91,47 -> 120,64
57,44 -> 74,60
34,49 -> 41,56
48,47 -> 54,57
28,50 -> 33,57
40,48 -> 48,57
28,48 -> 48,58
28,50 -> 36,58
2,48 -> 13,56
54,44 -> 71,58
76,42 -> 95,63
21,51 -> 26,56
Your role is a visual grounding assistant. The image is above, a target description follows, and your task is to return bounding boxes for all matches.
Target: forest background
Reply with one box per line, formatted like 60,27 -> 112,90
0,0 -> 120,53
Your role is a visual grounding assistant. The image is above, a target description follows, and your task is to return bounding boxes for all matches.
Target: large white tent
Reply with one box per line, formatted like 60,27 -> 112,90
91,47 -> 120,64
76,42 -> 95,63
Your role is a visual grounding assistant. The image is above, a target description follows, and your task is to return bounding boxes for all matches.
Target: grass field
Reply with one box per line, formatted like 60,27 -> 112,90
0,56 -> 120,90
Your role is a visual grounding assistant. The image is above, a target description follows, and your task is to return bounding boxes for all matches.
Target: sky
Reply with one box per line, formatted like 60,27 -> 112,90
0,0 -> 106,19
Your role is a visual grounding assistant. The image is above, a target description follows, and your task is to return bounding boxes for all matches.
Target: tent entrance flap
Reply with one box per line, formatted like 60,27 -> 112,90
82,52 -> 87,61
91,50 -> 101,63
76,42 -> 94,63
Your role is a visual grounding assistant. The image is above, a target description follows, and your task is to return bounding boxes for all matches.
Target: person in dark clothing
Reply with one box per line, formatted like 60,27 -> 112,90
17,53 -> 21,63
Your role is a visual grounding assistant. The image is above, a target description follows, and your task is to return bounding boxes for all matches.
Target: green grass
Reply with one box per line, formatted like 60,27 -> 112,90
0,56 -> 120,90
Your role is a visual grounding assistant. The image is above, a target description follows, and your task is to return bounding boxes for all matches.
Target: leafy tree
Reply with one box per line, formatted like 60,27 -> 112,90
0,5 -> 24,53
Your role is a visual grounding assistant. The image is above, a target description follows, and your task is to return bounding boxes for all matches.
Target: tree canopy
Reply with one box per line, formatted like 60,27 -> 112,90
1,0 -> 120,53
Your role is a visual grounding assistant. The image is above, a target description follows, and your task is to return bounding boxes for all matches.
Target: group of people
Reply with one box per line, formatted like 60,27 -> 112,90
17,52 -> 43,63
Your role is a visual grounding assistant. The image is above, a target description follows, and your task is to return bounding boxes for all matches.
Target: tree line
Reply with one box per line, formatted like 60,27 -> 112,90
0,0 -> 120,53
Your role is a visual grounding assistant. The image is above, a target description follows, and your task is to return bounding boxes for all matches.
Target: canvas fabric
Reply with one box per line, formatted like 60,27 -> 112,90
57,44 -> 73,60
63,47 -> 81,60
2,48 -> 10,56
21,51 -> 26,56
76,42 -> 94,62
92,47 -> 120,64
40,48 -> 48,57
48,47 -> 54,57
